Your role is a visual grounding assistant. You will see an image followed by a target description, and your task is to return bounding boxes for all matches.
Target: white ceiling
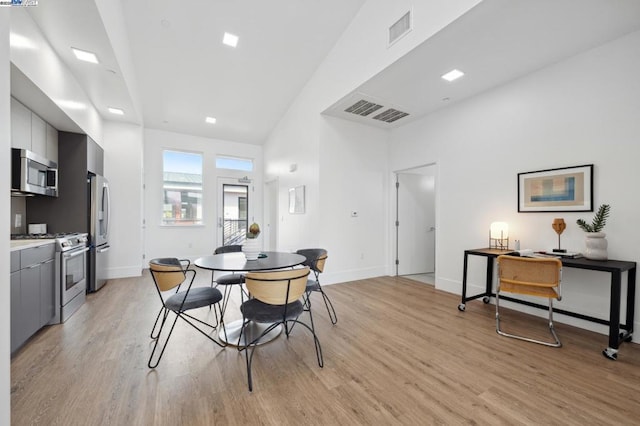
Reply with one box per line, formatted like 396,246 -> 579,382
325,0 -> 640,128
12,0 -> 640,144
18,0 -> 366,144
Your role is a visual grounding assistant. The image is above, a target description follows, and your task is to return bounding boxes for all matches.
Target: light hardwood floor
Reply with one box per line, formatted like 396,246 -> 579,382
11,271 -> 640,425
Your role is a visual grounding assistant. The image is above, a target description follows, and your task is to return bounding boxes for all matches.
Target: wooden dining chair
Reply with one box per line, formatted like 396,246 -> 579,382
496,255 -> 563,347
238,266 -> 323,391
148,258 -> 226,368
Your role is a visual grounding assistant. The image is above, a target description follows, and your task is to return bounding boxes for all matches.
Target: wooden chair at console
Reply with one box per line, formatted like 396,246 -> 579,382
496,255 -> 563,347
239,266 -> 323,391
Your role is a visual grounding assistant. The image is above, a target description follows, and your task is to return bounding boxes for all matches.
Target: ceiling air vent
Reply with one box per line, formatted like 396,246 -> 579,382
373,108 -> 409,123
389,11 -> 412,45
344,99 -> 384,117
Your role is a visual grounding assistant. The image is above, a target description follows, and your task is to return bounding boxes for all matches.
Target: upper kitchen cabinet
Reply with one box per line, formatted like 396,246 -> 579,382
46,123 -> 58,163
10,97 -> 59,162
11,97 -> 31,151
31,113 -> 46,156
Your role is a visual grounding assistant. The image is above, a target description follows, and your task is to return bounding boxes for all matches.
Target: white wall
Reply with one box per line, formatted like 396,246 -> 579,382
318,117 -> 389,283
103,121 -> 144,278
144,128 -> 263,262
1,8 -> 12,425
389,30 -> 640,336
264,0 -> 479,280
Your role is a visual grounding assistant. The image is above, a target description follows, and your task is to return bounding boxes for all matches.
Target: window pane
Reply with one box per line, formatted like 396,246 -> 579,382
216,155 -> 253,172
162,150 -> 203,225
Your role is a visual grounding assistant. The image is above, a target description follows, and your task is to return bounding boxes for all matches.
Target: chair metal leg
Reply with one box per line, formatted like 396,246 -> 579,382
150,306 -> 169,340
495,292 -> 562,348
317,285 -> 338,325
148,312 -> 180,368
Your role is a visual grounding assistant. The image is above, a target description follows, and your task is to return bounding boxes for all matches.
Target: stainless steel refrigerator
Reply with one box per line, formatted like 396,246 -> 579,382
89,175 -> 111,291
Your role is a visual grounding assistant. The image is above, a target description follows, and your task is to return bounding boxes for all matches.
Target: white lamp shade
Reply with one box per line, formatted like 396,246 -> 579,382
490,222 -> 509,239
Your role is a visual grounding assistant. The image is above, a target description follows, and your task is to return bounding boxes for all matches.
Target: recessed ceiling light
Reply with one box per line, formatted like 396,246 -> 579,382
10,33 -> 36,49
441,69 -> 464,82
223,32 -> 239,48
72,47 -> 99,64
108,107 -> 124,115
205,116 -> 217,124
56,100 -> 87,110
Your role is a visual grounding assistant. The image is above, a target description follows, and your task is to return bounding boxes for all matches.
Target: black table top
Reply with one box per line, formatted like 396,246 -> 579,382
194,251 -> 306,272
465,248 -> 636,273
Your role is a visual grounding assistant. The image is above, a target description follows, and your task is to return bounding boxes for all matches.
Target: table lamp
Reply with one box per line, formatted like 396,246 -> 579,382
489,222 -> 509,250
552,218 -> 566,253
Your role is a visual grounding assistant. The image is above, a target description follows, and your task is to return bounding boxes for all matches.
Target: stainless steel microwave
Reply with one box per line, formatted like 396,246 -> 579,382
11,148 -> 58,197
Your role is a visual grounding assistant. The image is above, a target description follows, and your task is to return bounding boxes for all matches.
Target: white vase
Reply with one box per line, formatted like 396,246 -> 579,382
242,238 -> 261,261
584,232 -> 608,260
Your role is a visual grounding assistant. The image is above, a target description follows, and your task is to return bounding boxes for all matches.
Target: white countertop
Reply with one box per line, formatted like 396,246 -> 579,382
10,239 -> 56,252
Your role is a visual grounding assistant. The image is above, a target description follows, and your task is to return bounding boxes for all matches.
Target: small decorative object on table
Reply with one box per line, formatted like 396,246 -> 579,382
242,223 -> 261,260
489,222 -> 509,250
552,218 -> 567,253
576,204 -> 610,260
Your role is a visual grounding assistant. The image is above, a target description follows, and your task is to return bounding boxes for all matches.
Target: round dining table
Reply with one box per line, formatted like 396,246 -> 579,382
194,251 -> 306,346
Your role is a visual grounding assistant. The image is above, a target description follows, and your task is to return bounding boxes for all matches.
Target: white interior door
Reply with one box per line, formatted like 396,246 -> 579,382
396,165 -> 436,276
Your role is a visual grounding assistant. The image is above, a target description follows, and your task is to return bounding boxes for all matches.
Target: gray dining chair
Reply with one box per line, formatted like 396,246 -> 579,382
148,257 -> 226,368
296,248 -> 337,324
238,266 -> 323,391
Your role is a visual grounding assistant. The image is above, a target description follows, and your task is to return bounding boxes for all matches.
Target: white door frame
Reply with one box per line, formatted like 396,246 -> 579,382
264,178 -> 279,251
394,163 -> 437,277
217,176 -> 253,247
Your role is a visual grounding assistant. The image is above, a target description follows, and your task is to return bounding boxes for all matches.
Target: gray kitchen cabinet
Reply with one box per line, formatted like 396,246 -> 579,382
11,97 -> 31,150
40,259 -> 56,326
10,96 -> 59,161
31,112 -> 47,158
20,265 -> 42,339
11,243 -> 56,354
10,271 -> 21,353
46,123 -> 59,163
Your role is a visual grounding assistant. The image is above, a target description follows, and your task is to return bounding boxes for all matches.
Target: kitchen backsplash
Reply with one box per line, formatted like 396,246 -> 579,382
10,196 -> 26,235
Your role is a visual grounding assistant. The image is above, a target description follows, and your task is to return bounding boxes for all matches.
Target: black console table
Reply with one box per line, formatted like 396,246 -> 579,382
459,248 -> 636,360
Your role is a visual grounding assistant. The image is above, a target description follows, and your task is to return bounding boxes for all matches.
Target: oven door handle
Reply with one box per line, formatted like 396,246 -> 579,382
63,246 -> 90,259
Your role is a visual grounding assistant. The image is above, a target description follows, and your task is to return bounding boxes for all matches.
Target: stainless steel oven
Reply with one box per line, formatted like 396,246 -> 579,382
51,233 -> 89,324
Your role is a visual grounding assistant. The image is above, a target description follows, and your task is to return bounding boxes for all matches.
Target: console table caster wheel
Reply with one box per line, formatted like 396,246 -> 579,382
458,303 -> 466,312
602,347 -> 618,360
620,332 -> 633,343
482,296 -> 490,304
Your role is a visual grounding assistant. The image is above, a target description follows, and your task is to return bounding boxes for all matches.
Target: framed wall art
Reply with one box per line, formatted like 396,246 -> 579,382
288,185 -> 305,214
518,164 -> 593,212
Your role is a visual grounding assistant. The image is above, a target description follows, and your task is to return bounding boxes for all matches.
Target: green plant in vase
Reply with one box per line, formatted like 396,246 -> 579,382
243,223 -> 261,260
247,222 -> 261,238
577,204 -> 610,260
576,204 -> 610,232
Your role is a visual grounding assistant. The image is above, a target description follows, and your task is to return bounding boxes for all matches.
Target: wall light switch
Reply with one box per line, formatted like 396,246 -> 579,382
15,214 -> 22,228
351,211 -> 358,217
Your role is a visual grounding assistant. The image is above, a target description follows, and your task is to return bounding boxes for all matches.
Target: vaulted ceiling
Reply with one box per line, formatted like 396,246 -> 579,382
11,0 -> 640,145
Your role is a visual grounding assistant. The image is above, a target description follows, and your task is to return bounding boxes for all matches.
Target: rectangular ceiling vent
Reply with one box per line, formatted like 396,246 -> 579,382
389,11 -> 412,45
373,108 -> 410,123
344,99 -> 384,117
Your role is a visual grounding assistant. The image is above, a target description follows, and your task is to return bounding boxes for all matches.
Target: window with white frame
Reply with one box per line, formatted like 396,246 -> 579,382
162,150 -> 203,226
215,155 -> 253,172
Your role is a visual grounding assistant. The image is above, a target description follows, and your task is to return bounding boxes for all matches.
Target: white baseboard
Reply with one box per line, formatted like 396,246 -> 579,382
106,265 -> 143,279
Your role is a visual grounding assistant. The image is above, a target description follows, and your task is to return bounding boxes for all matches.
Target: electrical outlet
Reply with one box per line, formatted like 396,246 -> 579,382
15,214 -> 22,228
